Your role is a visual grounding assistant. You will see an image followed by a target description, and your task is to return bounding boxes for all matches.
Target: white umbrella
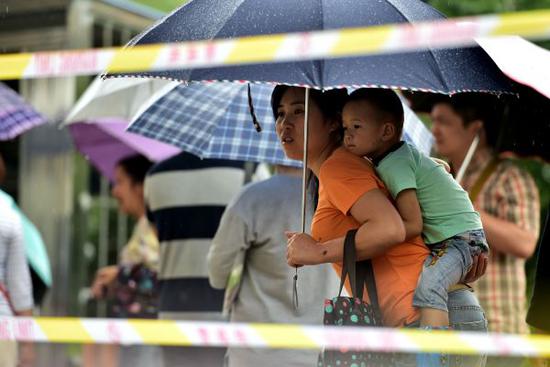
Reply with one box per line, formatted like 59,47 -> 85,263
64,76 -> 179,124
454,36 -> 550,183
476,36 -> 550,99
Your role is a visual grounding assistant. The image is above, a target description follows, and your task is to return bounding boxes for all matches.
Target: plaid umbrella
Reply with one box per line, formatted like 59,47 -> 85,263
0,82 -> 47,141
128,83 -> 433,165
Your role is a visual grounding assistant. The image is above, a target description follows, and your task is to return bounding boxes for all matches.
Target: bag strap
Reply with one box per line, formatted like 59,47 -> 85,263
468,158 -> 500,203
338,229 -> 356,296
356,259 -> 381,314
338,229 -> 382,315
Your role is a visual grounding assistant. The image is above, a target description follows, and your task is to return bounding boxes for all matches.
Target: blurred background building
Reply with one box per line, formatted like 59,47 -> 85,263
0,1 -> 175,365
0,0 -> 549,366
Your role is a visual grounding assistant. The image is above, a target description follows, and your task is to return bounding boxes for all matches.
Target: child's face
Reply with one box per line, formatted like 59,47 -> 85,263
342,100 -> 386,158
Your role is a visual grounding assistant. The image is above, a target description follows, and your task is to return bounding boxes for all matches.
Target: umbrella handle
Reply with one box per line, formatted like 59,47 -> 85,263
301,87 -> 310,234
455,134 -> 480,184
293,88 -> 311,311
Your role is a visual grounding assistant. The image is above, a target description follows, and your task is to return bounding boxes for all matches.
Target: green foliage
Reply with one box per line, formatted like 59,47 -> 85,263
427,0 -> 550,16
131,0 -> 188,12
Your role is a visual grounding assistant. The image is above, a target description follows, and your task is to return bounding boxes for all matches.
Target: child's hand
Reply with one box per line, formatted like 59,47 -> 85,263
430,157 -> 451,173
464,253 -> 488,283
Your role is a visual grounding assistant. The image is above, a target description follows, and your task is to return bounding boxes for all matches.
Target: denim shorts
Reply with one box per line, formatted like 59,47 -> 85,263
395,287 -> 488,367
413,229 -> 488,312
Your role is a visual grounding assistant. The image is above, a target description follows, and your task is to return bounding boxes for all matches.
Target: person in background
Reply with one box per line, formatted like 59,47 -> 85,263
144,151 -> 245,367
431,94 -> 540,367
527,208 -> 550,367
0,153 -> 51,307
207,164 -> 340,367
90,154 -> 160,367
0,154 -> 34,367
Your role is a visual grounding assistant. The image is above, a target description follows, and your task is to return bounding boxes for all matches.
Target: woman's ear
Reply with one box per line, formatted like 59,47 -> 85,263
327,118 -> 341,133
134,182 -> 145,196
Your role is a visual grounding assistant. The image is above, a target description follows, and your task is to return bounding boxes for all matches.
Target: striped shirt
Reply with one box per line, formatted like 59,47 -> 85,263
144,152 -> 244,320
462,149 -> 540,334
0,191 -> 33,315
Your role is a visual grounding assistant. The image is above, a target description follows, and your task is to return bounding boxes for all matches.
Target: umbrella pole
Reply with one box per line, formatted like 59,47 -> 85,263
455,134 -> 480,184
301,87 -> 310,234
293,87 -> 310,311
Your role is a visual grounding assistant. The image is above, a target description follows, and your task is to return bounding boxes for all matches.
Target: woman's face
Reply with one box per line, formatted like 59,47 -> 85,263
111,166 -> 143,217
275,88 -> 339,163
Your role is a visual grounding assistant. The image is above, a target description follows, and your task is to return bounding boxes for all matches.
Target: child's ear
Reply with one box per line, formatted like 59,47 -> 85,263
382,122 -> 396,141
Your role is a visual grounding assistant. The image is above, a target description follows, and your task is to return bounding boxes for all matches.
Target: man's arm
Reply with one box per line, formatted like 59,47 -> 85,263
477,165 -> 540,259
478,211 -> 538,259
395,189 -> 423,241
207,208 -> 250,289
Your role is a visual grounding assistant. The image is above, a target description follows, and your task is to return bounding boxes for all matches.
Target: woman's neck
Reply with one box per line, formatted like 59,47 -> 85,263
130,203 -> 146,220
308,143 -> 339,177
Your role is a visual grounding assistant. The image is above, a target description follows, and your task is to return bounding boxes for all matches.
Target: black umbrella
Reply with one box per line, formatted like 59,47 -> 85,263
120,0 -> 512,95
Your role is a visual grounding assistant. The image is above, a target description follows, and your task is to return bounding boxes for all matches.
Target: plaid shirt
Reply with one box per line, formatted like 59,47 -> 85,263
462,149 -> 540,334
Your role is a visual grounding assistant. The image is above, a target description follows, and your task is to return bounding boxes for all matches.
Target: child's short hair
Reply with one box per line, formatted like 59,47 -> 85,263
348,88 -> 404,138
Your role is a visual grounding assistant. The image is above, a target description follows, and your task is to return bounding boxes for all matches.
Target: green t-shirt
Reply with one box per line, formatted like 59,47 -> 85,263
376,142 -> 482,245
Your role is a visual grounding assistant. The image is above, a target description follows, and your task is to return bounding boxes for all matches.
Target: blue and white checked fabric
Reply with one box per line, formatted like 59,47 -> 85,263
0,83 -> 47,141
402,101 -> 434,156
129,83 -> 433,165
129,82 -> 302,166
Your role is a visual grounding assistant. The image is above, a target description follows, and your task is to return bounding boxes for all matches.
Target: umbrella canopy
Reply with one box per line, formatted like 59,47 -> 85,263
406,37 -> 550,162
64,77 -> 179,124
128,83 -> 433,163
122,0 -> 512,94
476,36 -> 550,100
0,82 -> 47,141
129,82 -> 301,167
476,37 -> 550,162
68,119 -> 180,181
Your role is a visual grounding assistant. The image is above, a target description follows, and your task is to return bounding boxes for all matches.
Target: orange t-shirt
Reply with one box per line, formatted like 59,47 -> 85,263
312,147 -> 428,327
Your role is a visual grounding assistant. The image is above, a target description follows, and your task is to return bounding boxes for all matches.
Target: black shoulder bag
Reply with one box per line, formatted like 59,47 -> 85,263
318,229 -> 394,366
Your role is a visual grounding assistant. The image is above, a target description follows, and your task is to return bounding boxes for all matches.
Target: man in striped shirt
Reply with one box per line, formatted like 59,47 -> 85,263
144,151 -> 245,367
431,95 -> 540,367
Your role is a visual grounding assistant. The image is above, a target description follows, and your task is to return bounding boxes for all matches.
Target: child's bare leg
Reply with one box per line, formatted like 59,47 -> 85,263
420,308 -> 449,328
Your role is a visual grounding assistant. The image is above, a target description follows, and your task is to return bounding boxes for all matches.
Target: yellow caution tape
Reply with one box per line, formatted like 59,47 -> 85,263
0,9 -> 549,80
2,316 -> 550,357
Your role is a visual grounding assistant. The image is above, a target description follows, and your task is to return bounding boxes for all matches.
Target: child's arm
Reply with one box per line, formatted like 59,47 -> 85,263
395,188 -> 423,240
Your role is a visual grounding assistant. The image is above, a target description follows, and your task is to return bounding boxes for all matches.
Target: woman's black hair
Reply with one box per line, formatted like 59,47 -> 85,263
116,155 -> 153,185
271,85 -> 348,149
271,85 -> 348,123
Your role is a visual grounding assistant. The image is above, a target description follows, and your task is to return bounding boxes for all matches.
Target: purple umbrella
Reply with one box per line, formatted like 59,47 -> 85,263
68,119 -> 180,181
0,82 -> 47,141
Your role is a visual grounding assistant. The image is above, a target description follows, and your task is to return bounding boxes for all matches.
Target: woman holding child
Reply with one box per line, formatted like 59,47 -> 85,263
274,85 -> 488,367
